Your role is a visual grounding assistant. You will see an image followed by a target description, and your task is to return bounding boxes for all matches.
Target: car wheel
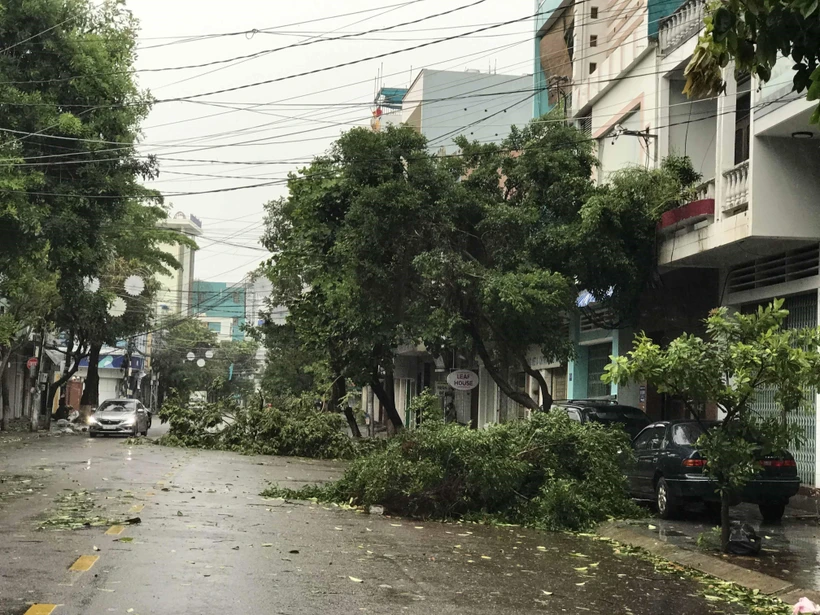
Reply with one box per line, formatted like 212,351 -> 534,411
656,477 -> 679,519
759,502 -> 786,522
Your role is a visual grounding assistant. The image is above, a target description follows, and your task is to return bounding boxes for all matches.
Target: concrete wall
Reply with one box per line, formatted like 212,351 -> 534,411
590,52 -> 658,177
667,79 -> 717,180
407,70 -> 534,154
536,5 -> 574,113
751,137 -> 820,240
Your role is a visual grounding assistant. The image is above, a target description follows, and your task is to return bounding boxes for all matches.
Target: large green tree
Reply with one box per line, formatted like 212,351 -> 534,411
263,119 -> 697,423
0,0 -> 170,414
0,0 -> 158,278
262,125 -> 452,430
425,122 -> 699,410
683,0 -> 820,122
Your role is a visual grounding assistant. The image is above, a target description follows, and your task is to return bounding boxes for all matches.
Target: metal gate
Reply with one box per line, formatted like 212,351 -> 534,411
745,293 -> 817,486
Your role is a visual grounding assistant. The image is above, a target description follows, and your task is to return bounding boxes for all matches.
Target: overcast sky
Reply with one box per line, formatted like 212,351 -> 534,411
128,0 -> 534,280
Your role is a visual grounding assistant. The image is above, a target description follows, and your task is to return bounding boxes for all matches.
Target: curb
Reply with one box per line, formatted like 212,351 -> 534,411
597,522 -> 820,606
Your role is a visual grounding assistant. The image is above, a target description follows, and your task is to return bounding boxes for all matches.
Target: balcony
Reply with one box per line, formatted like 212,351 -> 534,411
658,180 -> 715,235
658,0 -> 706,55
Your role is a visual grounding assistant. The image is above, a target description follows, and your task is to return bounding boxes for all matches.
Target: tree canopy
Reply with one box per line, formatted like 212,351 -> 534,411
684,0 -> 820,122
263,117 -> 697,421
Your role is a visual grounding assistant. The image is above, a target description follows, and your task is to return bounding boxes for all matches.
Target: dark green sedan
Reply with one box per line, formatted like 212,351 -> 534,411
627,420 -> 800,521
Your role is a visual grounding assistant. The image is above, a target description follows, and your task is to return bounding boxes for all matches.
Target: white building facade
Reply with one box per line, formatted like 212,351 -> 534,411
543,0 -> 820,485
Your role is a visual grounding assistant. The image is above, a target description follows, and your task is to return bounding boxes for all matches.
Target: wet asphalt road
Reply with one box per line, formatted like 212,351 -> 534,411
0,427 -> 749,615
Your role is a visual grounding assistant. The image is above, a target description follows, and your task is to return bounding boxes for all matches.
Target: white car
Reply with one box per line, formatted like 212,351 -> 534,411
88,399 -> 150,437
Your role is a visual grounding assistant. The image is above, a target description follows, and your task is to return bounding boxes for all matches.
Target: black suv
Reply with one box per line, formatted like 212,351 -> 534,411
553,399 -> 651,438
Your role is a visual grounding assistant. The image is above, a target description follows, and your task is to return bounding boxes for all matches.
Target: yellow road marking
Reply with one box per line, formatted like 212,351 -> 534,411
130,504 -> 144,513
24,605 -> 57,615
69,555 -> 99,572
105,525 -> 125,536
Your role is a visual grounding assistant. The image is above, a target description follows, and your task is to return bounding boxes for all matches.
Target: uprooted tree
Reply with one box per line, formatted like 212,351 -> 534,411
262,125 -> 453,430
262,118 -> 702,422
605,300 -> 820,552
425,120 -> 703,410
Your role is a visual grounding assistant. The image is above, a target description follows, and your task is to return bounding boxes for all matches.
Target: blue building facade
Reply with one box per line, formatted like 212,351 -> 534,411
191,281 -> 246,342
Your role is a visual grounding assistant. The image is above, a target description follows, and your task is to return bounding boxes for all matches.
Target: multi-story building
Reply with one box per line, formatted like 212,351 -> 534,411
241,272 -> 287,382
401,68 -> 535,154
191,281 -> 246,343
529,0 -> 820,485
653,0 -> 820,486
155,211 -> 203,317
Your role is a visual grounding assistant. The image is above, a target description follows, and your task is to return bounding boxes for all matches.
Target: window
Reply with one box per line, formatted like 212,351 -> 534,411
672,423 -> 706,446
734,89 -> 751,164
590,6 -> 598,18
586,343 -> 612,398
208,322 -> 222,333
590,34 -> 598,47
589,62 -> 597,74
633,427 -> 665,452
566,408 -> 582,422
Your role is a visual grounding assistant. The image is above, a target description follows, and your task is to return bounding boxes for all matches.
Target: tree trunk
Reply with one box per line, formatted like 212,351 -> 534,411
720,490 -> 731,553
48,341 -> 87,405
61,331 -> 75,396
0,355 -> 8,432
329,373 -> 361,438
371,368 -> 403,430
524,363 -> 553,410
80,342 -> 102,419
469,330 -> 540,412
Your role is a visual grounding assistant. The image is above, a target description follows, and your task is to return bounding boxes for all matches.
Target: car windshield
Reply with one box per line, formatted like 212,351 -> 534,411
97,401 -> 135,413
672,423 -> 706,446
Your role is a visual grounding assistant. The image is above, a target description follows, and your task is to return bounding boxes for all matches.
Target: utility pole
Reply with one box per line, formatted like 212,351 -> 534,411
29,324 -> 46,432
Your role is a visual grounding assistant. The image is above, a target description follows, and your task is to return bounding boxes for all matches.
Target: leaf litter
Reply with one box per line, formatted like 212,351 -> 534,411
38,490 -> 140,531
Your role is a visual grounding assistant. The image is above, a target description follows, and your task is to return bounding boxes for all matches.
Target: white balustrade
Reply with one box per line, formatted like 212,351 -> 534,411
721,160 -> 750,214
659,0 -> 706,54
693,178 -> 715,201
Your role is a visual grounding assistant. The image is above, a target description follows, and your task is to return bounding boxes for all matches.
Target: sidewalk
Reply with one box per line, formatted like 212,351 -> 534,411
599,503 -> 820,605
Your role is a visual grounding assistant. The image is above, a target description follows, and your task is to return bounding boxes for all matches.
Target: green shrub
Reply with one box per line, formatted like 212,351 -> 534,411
262,411 -> 641,531
157,395 -> 355,459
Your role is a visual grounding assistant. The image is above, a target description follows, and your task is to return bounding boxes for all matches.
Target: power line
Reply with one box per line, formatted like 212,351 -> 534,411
0,0 -> 486,86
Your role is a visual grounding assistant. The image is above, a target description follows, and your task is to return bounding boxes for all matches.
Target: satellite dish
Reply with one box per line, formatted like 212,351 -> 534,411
108,297 -> 127,317
123,275 -> 145,296
186,352 -> 195,362
205,350 -> 214,359
196,359 -> 206,368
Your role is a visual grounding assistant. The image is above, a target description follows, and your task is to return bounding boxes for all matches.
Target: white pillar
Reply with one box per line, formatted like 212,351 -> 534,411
714,66 -> 738,222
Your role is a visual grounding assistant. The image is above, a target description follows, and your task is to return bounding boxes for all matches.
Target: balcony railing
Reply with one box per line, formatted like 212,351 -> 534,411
658,178 -> 715,235
658,0 -> 706,55
693,178 -> 715,201
721,160 -> 750,215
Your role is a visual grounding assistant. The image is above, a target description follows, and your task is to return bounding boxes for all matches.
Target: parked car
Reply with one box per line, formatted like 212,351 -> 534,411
628,420 -> 800,521
554,399 -> 651,438
88,398 -> 150,438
